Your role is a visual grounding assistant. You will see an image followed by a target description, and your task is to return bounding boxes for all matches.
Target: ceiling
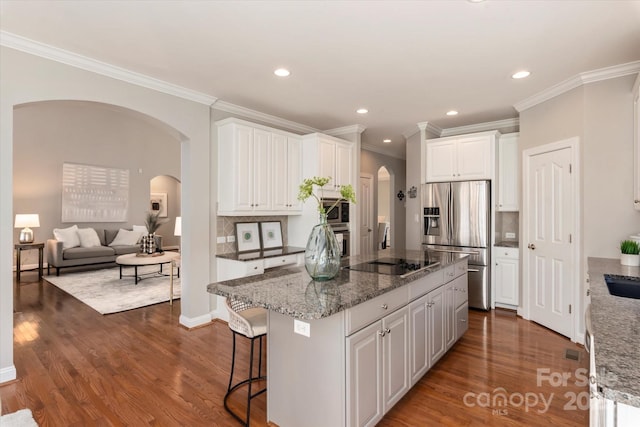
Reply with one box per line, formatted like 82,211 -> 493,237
1,1 -> 640,158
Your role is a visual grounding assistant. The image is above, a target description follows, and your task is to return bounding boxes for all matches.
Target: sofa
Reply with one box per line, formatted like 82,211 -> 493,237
46,226 -> 162,275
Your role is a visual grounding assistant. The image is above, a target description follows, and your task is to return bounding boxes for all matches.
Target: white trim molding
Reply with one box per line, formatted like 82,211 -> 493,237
323,124 -> 366,137
515,60 -> 640,112
416,121 -> 443,138
179,313 -> 213,329
0,31 -> 218,106
440,117 -> 519,137
213,100 -> 319,134
0,365 -> 17,384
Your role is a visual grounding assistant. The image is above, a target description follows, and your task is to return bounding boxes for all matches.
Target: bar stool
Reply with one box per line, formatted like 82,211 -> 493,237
224,298 -> 267,426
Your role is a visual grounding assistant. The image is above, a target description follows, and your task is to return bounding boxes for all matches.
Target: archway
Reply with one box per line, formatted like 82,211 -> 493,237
377,166 -> 392,250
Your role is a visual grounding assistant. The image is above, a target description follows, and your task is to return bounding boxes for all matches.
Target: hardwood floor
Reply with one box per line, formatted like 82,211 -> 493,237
2,272 -> 588,426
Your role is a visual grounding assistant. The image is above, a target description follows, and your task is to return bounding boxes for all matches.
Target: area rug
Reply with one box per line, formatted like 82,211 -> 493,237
45,266 -> 181,315
0,409 -> 39,427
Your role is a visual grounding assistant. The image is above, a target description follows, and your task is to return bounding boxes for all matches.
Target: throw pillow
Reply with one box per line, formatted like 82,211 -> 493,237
109,229 -> 143,247
77,228 -> 101,248
53,225 -> 80,249
132,225 -> 148,243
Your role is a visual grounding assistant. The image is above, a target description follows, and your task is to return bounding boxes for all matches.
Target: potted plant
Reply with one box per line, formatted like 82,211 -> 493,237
620,239 -> 640,266
141,211 -> 166,254
298,176 -> 356,280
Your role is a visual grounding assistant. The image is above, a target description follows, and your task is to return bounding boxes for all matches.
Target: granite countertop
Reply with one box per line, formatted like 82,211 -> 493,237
216,246 -> 305,261
494,241 -> 519,248
208,249 -> 468,320
587,257 -> 640,408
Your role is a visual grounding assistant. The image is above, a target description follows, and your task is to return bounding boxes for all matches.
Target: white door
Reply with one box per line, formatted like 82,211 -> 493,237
360,174 -> 374,255
524,143 -> 575,338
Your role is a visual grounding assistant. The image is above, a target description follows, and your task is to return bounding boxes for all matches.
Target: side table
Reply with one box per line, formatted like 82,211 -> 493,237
15,242 -> 44,282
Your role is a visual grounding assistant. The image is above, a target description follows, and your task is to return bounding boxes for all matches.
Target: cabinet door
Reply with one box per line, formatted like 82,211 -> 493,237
347,321 -> 383,427
319,139 -> 336,186
287,137 -> 303,211
382,307 -> 409,411
457,135 -> 492,180
495,256 -> 519,306
428,286 -> 446,365
498,134 -> 519,211
444,282 -> 456,350
409,296 -> 429,385
426,140 -> 457,182
252,129 -> 272,211
455,302 -> 469,341
335,142 -> 352,189
271,133 -> 289,211
235,124 -> 255,211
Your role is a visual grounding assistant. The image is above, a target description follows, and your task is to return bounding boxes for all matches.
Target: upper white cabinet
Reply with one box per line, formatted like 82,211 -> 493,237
424,131 -> 498,183
217,118 -> 303,215
319,136 -> 353,196
497,133 -> 519,211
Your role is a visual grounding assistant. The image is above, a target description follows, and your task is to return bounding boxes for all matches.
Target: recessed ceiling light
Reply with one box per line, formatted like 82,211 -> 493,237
446,110 -> 458,116
274,68 -> 290,77
383,139 -> 392,144
356,108 -> 368,114
512,70 -> 531,79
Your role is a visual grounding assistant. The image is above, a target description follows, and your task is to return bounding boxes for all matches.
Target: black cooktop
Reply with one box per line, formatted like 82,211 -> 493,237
345,257 -> 439,276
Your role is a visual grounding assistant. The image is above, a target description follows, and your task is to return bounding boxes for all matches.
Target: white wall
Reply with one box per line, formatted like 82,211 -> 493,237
405,131 -> 422,250
1,46 -> 212,383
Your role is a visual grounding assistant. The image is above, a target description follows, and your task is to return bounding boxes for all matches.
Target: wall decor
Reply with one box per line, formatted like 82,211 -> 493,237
150,192 -> 168,218
235,222 -> 260,252
62,162 -> 129,222
260,221 -> 283,249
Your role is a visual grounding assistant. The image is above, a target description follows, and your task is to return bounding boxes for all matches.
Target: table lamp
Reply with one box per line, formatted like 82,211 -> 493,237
174,216 -> 182,237
15,214 -> 40,243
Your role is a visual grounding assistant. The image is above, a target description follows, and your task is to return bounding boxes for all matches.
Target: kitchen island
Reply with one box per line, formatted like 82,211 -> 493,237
208,250 -> 468,427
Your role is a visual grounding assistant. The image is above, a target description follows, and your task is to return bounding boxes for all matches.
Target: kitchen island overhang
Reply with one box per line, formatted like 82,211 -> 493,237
208,250 -> 469,427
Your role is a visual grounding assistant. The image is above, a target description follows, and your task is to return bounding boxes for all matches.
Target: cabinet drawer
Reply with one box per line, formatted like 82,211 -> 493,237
495,247 -> 519,259
264,254 -> 298,269
455,302 -> 469,341
454,260 -> 468,278
453,274 -> 468,308
244,260 -> 265,276
408,269 -> 444,301
346,286 -> 408,336
443,265 -> 457,282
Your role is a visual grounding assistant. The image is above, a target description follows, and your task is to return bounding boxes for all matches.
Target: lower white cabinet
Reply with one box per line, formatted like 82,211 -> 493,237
494,247 -> 519,307
347,306 -> 409,427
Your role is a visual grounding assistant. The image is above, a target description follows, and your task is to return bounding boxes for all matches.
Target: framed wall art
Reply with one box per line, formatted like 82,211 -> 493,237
260,221 -> 283,249
150,192 -> 168,218
235,222 -> 260,252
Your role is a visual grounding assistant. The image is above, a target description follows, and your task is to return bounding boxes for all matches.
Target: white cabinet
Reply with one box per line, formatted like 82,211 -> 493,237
425,132 -> 497,183
272,134 -> 302,212
497,133 -> 519,211
319,136 -> 353,196
347,306 -> 409,427
217,118 -> 303,215
494,247 -> 519,307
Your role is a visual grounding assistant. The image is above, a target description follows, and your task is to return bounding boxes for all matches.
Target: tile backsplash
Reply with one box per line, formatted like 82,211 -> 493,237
495,211 -> 519,242
217,215 -> 289,254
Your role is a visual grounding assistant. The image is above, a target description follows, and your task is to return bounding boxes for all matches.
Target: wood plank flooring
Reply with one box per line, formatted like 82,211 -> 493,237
2,272 -> 588,426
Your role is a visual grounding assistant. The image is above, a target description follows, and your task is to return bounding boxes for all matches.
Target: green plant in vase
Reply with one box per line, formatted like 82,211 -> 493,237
298,176 -> 356,280
620,239 -> 640,266
142,211 -> 166,254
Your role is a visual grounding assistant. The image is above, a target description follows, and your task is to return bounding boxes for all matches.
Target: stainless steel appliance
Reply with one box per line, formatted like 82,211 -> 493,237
332,225 -> 350,257
321,198 -> 350,224
422,180 -> 491,310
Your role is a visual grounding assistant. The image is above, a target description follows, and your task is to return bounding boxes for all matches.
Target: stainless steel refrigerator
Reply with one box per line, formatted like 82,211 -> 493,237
422,180 -> 491,310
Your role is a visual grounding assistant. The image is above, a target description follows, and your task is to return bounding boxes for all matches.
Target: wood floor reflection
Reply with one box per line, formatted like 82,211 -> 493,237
2,274 -> 587,426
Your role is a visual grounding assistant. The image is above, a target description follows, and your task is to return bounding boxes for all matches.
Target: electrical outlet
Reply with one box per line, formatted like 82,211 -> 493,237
227,235 -> 236,243
505,232 -> 516,239
294,319 -> 311,337
216,236 -> 226,244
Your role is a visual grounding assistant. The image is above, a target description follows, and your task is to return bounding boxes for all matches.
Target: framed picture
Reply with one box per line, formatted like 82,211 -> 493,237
260,221 -> 283,249
150,193 -> 168,218
235,222 -> 260,252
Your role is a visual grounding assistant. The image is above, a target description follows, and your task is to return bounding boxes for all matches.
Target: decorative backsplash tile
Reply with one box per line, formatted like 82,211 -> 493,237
495,211 -> 519,242
217,216 -> 289,254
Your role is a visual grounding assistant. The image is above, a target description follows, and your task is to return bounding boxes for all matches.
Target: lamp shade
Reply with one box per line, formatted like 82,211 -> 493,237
14,214 -> 40,228
174,216 -> 182,237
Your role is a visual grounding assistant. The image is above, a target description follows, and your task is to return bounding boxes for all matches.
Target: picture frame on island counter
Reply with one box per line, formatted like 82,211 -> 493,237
260,221 -> 283,249
235,222 -> 260,252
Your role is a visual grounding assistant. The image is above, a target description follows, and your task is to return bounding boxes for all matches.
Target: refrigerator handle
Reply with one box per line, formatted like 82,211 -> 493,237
449,186 -> 454,242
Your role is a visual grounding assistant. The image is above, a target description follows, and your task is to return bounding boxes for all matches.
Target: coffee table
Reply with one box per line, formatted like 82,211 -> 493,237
116,252 -> 180,285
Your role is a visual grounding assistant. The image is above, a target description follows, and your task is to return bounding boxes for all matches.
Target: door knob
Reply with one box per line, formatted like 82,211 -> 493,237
528,243 -> 536,250
368,228 -> 372,232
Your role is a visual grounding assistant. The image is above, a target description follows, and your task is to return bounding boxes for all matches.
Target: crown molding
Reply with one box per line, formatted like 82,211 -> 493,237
213,100 -> 319,134
323,124 -> 367,137
0,31 -> 218,106
361,143 -> 406,160
416,121 -> 443,138
514,60 -> 640,112
440,117 -> 519,137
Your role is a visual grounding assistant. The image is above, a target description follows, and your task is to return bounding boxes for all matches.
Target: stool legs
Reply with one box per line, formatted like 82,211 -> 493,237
224,332 -> 266,426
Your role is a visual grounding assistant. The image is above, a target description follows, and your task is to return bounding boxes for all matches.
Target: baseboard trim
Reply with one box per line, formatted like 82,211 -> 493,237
0,365 -> 17,384
179,313 -> 212,329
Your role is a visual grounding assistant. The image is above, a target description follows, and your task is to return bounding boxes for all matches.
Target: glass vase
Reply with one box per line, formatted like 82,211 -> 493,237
304,213 -> 341,281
